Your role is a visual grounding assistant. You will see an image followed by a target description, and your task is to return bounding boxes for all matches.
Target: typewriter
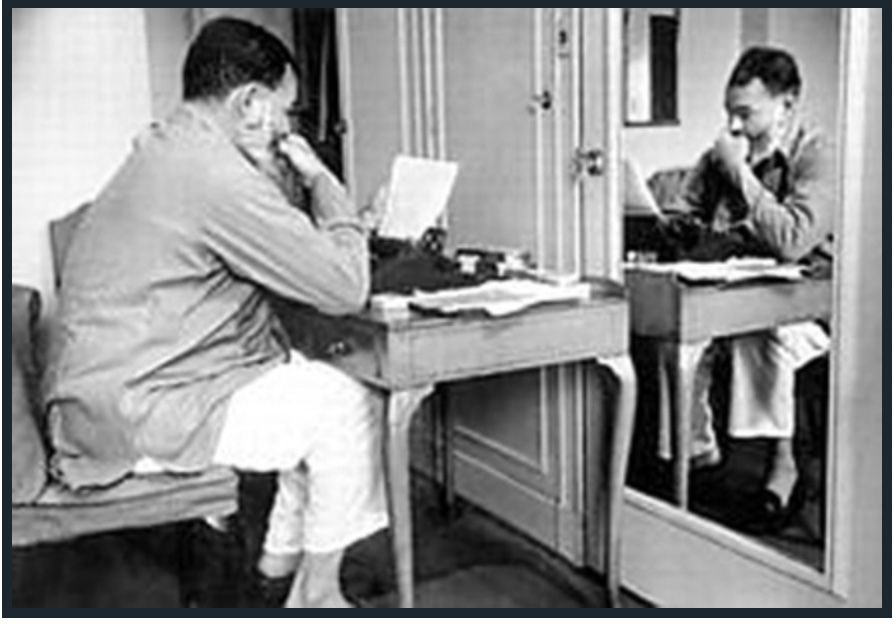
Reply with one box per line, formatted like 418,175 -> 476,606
370,227 -> 483,294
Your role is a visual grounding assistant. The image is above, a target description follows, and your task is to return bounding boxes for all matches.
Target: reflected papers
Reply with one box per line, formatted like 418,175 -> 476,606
625,258 -> 806,285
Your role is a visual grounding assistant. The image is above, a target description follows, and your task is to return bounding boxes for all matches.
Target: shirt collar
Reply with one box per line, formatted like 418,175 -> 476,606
750,114 -> 804,167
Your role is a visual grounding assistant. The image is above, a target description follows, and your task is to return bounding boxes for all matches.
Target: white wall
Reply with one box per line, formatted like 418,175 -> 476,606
766,8 -> 841,148
740,8 -> 769,48
11,8 -> 152,311
144,8 -> 193,119
11,8 -> 297,309
623,9 -> 741,177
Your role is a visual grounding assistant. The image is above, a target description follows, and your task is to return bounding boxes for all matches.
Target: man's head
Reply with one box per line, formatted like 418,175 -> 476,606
724,47 -> 801,149
183,17 -> 298,159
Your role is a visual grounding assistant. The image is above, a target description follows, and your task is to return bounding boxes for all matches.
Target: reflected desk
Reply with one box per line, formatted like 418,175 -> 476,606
625,267 -> 833,509
275,281 -> 635,607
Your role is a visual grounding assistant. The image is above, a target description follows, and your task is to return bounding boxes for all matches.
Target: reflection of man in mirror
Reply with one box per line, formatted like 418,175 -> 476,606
676,47 -> 833,531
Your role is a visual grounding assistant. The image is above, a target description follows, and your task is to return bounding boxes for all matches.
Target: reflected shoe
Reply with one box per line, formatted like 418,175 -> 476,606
740,479 -> 806,535
245,568 -> 295,608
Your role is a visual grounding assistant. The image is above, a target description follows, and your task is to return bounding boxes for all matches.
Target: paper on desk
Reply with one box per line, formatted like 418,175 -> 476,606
378,155 -> 459,240
408,279 -> 591,317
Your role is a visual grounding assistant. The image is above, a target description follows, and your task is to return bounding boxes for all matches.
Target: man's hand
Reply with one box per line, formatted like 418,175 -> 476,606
360,183 -> 391,232
275,133 -> 328,187
712,130 -> 750,180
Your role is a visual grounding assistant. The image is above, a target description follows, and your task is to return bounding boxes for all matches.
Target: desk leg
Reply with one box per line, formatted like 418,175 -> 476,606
658,340 -> 708,509
595,354 -> 637,608
383,386 -> 434,608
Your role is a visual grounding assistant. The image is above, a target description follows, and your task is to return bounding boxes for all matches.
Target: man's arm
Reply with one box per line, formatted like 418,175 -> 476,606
203,159 -> 370,316
725,133 -> 835,262
678,151 -> 716,222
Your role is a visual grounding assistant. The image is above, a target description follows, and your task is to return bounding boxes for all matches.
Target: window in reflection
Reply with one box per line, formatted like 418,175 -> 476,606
624,8 -> 680,126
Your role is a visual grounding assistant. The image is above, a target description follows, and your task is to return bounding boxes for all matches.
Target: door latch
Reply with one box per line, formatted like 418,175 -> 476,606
574,147 -> 605,178
528,90 -> 553,113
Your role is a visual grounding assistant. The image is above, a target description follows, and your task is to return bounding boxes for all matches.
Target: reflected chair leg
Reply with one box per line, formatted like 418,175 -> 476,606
382,386 -> 433,608
660,340 -> 707,509
437,388 -> 456,513
596,354 -> 637,608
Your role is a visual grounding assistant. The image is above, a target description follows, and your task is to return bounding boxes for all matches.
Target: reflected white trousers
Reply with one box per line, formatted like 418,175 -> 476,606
212,351 -> 388,554
659,321 -> 830,458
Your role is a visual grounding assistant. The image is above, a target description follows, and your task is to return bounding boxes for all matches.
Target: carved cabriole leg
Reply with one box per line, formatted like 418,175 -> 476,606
658,340 -> 708,509
595,354 -> 637,608
382,385 -> 434,608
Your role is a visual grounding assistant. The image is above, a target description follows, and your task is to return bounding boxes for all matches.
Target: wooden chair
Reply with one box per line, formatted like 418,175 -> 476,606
10,206 -> 239,606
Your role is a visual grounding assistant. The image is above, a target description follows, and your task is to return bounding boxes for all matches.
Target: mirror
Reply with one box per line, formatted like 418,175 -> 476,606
622,8 -> 842,573
623,8 -> 680,126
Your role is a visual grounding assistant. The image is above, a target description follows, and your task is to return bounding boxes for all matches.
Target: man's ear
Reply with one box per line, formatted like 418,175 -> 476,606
780,91 -> 798,112
226,83 -> 266,129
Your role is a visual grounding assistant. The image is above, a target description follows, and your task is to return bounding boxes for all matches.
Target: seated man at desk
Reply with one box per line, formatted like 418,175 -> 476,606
669,47 -> 833,527
44,18 -> 384,607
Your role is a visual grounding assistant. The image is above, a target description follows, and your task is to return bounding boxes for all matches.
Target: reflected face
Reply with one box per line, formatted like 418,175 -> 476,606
724,78 -> 793,148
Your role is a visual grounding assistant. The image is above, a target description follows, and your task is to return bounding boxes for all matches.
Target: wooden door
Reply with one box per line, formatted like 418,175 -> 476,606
436,8 -> 606,561
339,8 -> 612,562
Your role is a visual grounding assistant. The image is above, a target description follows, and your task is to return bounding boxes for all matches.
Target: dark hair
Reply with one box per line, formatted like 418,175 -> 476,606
727,46 -> 802,97
182,17 -> 297,101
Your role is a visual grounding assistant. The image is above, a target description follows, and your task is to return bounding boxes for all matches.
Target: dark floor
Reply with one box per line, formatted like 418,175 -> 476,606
11,475 -> 650,609
626,336 -> 827,570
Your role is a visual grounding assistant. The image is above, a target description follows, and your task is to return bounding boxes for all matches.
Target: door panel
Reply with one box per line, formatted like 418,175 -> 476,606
440,9 -> 560,550
439,9 -> 593,558
341,7 -> 607,564
338,9 -> 406,203
441,8 -> 543,254
453,372 -> 549,484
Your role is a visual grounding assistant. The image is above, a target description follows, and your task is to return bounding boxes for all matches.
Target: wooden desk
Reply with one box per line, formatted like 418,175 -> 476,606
625,268 -> 832,508
275,282 -> 635,607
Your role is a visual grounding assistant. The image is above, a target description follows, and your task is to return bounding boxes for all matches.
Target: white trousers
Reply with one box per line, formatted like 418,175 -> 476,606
212,351 -> 388,554
660,321 -> 830,458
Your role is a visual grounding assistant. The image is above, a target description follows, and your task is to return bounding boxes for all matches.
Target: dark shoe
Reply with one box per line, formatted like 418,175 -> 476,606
244,568 -> 295,608
739,480 -> 806,535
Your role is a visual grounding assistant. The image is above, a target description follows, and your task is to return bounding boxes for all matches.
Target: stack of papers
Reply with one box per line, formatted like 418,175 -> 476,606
627,258 -> 805,285
406,279 -> 591,317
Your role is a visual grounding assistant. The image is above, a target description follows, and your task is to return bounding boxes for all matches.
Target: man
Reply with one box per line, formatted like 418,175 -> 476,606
44,18 -> 383,607
671,47 -> 833,528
